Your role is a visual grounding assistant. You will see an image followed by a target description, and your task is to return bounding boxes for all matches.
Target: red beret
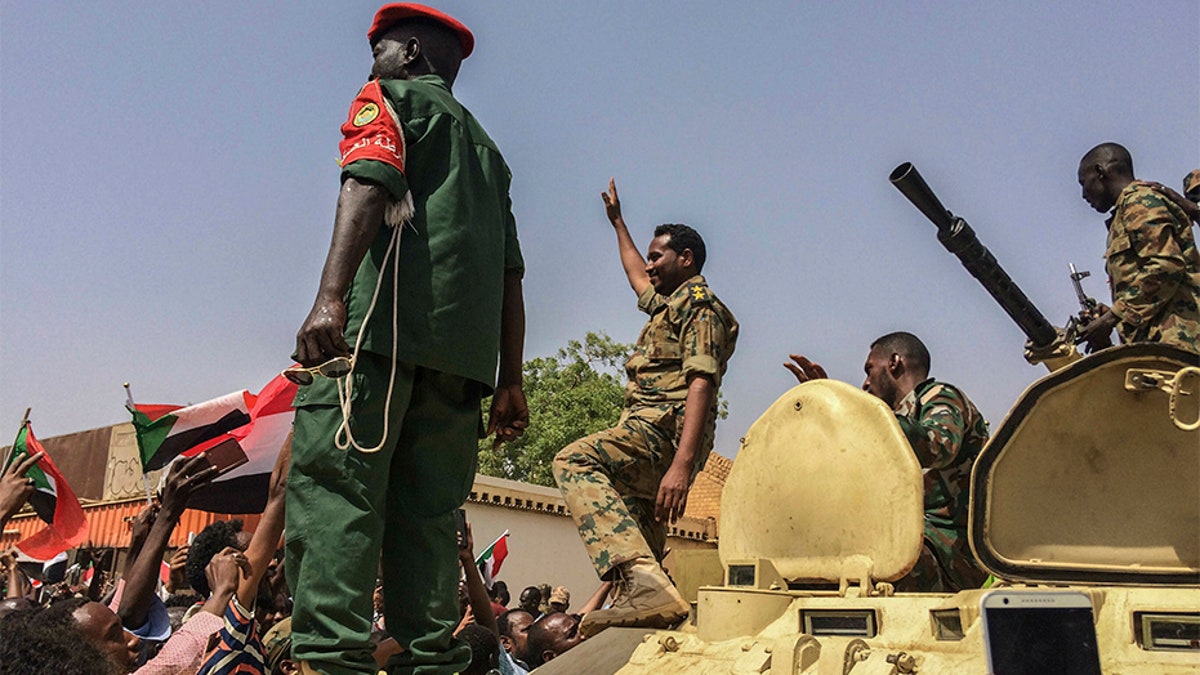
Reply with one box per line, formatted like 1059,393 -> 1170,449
368,3 -> 474,59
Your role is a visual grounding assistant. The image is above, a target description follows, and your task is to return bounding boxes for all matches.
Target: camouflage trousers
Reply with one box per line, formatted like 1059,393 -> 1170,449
894,522 -> 987,593
553,407 -> 687,579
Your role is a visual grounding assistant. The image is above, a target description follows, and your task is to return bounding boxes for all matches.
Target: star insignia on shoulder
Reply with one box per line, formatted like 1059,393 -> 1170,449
689,284 -> 710,302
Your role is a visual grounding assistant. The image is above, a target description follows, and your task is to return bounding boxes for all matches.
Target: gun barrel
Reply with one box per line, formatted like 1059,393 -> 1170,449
889,162 -> 1059,348
889,162 -> 954,232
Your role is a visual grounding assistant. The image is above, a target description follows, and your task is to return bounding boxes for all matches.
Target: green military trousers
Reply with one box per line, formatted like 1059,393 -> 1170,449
286,352 -> 480,675
894,522 -> 988,593
553,407 -> 685,579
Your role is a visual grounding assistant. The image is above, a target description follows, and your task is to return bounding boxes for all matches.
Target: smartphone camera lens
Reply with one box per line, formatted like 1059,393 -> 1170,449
1002,598 -> 1009,605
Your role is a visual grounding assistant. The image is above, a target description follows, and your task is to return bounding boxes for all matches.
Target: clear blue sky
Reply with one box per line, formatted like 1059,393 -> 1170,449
2,1 -> 1198,459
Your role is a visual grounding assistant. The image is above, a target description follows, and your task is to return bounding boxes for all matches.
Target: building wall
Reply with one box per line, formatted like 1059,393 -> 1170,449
5,423 -> 730,604
105,422 -> 167,501
463,475 -> 716,610
1,422 -> 163,503
683,453 -> 733,535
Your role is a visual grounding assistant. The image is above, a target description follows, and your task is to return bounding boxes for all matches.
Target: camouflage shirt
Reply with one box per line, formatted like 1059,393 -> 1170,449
623,275 -> 738,449
894,379 -> 989,531
1105,181 -> 1200,353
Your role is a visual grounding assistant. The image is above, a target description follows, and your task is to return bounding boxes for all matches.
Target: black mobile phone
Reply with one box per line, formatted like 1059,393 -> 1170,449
454,508 -> 468,550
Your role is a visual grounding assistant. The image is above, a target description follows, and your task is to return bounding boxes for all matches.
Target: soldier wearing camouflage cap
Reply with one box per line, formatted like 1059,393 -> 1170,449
1185,169 -> 1200,202
1181,169 -> 1200,225
1076,143 -> 1200,354
554,179 -> 738,637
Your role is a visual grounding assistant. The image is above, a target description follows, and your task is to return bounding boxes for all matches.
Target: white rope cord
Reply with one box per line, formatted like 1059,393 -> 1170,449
335,222 -> 403,454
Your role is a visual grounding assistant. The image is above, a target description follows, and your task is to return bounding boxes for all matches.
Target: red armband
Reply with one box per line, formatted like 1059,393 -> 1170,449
338,79 -> 405,172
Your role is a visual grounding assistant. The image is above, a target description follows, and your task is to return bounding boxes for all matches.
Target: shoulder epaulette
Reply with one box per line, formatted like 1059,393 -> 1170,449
686,283 -> 712,304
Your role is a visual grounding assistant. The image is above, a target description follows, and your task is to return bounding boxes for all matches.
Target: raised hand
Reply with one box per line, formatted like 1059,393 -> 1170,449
457,520 -> 475,563
166,545 -> 189,594
0,449 -> 43,521
601,178 -> 624,225
159,454 -> 219,518
783,354 -> 828,384
206,546 -> 251,601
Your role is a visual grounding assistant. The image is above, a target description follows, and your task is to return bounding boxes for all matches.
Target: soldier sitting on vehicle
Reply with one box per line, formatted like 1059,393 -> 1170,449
785,332 -> 989,592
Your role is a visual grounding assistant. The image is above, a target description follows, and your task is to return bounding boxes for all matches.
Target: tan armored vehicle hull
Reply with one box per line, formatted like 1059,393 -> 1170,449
547,344 -> 1199,674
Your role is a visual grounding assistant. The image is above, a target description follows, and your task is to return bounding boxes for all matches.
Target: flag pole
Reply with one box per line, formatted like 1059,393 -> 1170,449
125,383 -> 154,506
3,408 -> 32,470
474,529 -> 510,565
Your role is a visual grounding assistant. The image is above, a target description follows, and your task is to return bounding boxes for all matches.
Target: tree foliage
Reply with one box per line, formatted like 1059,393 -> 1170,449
479,331 -> 729,487
478,332 -> 630,487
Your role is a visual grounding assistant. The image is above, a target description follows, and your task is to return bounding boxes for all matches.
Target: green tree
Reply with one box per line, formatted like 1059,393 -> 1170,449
478,331 -> 728,487
478,332 -> 630,487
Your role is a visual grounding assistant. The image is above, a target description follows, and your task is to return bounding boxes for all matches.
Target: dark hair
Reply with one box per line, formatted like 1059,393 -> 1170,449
457,623 -> 499,675
0,598 -> 35,619
653,223 -> 706,272
1081,142 -> 1134,177
525,611 -> 577,667
489,580 -> 510,605
497,609 -> 534,638
186,519 -> 243,597
870,331 -> 931,376
164,592 -> 201,608
0,604 -> 113,675
44,595 -> 91,612
518,586 -> 540,605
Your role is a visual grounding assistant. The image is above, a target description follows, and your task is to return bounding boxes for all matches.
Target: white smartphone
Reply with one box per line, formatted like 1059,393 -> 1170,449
980,590 -> 1102,675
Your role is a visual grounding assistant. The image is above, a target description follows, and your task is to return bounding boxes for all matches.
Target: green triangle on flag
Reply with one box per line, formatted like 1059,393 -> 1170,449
4,419 -> 88,561
475,530 -> 510,589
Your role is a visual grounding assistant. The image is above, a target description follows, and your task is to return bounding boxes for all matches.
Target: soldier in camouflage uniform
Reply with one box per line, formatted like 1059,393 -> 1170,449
554,179 -> 738,637
1185,170 -> 1200,205
1181,170 -> 1200,225
785,332 -> 989,592
1076,143 -> 1200,355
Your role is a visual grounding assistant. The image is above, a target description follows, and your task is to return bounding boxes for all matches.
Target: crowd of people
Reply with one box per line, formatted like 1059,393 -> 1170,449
0,441 -> 602,675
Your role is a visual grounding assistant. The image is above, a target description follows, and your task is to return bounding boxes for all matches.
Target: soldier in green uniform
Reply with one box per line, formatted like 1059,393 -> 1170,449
785,332 -> 989,592
286,5 -> 527,674
1076,143 -> 1200,355
554,179 -> 738,637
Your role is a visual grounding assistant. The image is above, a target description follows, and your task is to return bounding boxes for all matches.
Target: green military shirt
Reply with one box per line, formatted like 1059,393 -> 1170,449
1105,181 -> 1200,353
340,75 -> 524,390
623,275 -> 738,455
894,379 -> 989,531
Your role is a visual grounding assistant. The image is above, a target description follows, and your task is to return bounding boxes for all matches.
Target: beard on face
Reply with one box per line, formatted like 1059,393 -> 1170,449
370,46 -> 407,80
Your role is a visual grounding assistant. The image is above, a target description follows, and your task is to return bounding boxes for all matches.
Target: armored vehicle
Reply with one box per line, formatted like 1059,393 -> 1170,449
538,165 -> 1199,674
596,342 -> 1196,674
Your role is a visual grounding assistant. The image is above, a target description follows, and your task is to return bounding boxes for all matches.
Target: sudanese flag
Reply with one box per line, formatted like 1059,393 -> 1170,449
127,390 -> 253,472
475,530 -> 510,590
5,423 -> 88,561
